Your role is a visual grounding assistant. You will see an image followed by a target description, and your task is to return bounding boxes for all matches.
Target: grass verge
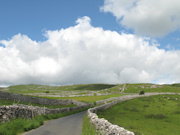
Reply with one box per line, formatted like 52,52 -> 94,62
97,94 -> 180,135
0,107 -> 89,135
82,114 -> 98,135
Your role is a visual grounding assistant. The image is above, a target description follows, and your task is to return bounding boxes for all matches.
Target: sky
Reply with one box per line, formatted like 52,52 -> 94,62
0,0 -> 180,86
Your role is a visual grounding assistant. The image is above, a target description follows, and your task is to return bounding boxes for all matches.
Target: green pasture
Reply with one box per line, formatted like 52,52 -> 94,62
104,83 -> 180,94
1,83 -> 180,96
0,84 -> 116,94
0,83 -> 180,135
43,93 -> 124,103
97,94 -> 180,135
124,83 -> 180,93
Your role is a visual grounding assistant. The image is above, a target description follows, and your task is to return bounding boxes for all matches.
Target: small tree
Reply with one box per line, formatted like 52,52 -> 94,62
139,90 -> 145,95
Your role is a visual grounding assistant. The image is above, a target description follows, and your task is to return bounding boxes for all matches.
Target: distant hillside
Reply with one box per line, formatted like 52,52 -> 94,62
172,83 -> 180,87
1,84 -> 116,94
0,83 -> 179,95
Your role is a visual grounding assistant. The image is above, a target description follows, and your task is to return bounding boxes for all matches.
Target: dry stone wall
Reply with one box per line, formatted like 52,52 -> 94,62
88,93 -> 179,135
0,91 -> 86,106
0,91 -> 91,123
96,96 -> 123,105
0,104 -> 90,124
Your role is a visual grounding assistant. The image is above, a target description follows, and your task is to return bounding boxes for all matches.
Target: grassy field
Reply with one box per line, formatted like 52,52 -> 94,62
1,83 -> 180,134
42,93 -> 124,103
97,94 -> 180,135
0,84 -> 116,94
124,83 -> 180,93
1,83 -> 180,98
0,99 -> 76,109
103,83 -> 180,94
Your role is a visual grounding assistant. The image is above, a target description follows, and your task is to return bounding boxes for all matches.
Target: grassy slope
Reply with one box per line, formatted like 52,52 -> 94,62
1,83 -> 180,135
125,83 -> 180,93
3,84 -> 116,94
1,83 -> 180,94
43,93 -> 124,103
105,83 -> 180,93
97,94 -> 180,135
1,83 -> 180,103
0,83 -> 122,103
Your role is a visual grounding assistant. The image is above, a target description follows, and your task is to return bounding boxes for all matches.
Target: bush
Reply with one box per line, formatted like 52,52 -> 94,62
139,90 -> 145,95
45,91 -> 50,93
94,102 -> 96,105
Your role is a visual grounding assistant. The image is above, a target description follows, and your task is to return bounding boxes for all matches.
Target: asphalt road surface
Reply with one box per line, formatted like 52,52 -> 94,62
22,111 -> 86,135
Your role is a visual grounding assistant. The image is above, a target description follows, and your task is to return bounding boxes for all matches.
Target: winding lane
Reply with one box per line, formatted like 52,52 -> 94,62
22,92 -> 179,135
22,111 -> 86,135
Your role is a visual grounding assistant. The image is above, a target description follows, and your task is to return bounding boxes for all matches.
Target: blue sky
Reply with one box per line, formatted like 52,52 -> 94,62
0,0 -> 180,86
0,0 -> 120,41
1,0 -> 179,50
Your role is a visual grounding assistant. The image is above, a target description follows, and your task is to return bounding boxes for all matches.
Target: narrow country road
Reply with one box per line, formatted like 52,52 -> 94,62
22,111 -> 86,135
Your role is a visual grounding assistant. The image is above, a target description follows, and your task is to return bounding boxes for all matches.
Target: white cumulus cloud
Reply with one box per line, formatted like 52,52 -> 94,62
101,0 -> 180,37
0,16 -> 180,86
